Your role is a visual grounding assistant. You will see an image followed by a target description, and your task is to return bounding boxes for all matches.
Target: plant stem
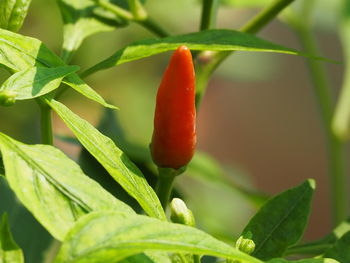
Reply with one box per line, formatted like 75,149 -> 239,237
137,18 -> 169,37
294,24 -> 347,225
332,3 -> 350,140
156,168 -> 179,210
193,255 -> 201,263
38,101 -> 53,145
200,0 -> 219,31
95,0 -> 134,20
195,0 -> 297,106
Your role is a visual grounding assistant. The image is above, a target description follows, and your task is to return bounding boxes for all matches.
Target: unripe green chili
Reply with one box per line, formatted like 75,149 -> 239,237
150,45 -> 196,170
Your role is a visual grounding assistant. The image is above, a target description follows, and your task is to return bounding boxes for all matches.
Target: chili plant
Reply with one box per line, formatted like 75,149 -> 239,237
0,0 -> 349,263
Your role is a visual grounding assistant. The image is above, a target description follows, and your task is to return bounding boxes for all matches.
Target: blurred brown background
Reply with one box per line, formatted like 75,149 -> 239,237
0,0 -> 347,242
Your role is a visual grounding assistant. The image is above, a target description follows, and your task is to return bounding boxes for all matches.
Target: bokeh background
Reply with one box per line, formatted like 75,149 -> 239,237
0,0 -> 348,261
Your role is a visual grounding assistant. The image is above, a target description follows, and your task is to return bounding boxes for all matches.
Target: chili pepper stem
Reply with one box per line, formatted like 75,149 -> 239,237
37,100 -> 53,145
156,167 -> 183,210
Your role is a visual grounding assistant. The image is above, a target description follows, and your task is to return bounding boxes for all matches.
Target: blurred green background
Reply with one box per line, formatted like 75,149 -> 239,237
0,0 -> 348,261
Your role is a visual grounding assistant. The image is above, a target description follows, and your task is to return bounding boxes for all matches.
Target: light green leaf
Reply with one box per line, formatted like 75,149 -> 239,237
0,0 -> 32,32
324,231 -> 350,263
82,29 -> 328,77
0,28 -> 116,108
62,74 -> 117,109
54,211 -> 262,263
241,179 -> 315,260
0,176 -> 53,263
0,65 -> 79,101
46,99 -> 165,221
0,132 -> 134,241
57,0 -> 127,62
0,213 -> 24,263
267,258 -> 339,263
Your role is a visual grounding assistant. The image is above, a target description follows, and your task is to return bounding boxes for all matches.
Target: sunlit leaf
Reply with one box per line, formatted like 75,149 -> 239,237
0,0 -> 32,32
47,99 -> 166,221
54,211 -> 262,263
0,132 -> 133,240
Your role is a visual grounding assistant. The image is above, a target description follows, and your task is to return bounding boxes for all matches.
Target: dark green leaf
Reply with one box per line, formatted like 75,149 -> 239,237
54,211 -> 262,263
286,218 -> 350,256
0,28 -> 116,108
82,29 -> 330,77
46,99 -> 166,221
0,66 -> 79,101
0,213 -> 24,263
323,231 -> 350,263
0,0 -> 32,32
0,132 -> 133,240
242,179 -> 315,260
57,0 -> 127,62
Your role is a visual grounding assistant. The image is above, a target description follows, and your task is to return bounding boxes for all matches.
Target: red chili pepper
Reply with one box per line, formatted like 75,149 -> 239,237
151,45 -> 196,169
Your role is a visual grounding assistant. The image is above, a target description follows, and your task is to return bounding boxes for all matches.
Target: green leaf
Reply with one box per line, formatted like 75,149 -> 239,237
267,258 -> 339,263
0,132 -> 134,240
0,28 -> 116,108
82,29 -> 330,77
241,179 -> 315,260
0,65 -> 79,101
286,217 -> 350,256
0,177 -> 53,263
54,211 -> 263,263
0,213 -> 24,263
0,0 -> 32,32
323,231 -> 350,263
57,0 -> 127,62
46,99 -> 166,221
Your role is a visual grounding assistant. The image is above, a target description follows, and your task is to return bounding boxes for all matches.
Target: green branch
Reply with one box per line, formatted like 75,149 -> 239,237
200,0 -> 220,31
37,101 -> 53,145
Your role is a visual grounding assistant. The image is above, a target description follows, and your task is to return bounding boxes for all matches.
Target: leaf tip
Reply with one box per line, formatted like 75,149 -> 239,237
306,178 -> 316,190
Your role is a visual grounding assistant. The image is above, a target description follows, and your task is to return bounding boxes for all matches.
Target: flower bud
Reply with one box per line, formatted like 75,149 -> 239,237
235,235 -> 255,255
170,198 -> 195,227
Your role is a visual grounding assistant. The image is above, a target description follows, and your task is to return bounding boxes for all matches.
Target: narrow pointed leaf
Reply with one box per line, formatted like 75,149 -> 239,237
47,99 -> 165,220
0,213 -> 24,263
0,132 -> 134,240
82,29 -> 332,77
0,66 -> 79,101
0,0 -> 32,32
0,28 -> 115,108
241,179 -> 315,260
55,211 -> 262,263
